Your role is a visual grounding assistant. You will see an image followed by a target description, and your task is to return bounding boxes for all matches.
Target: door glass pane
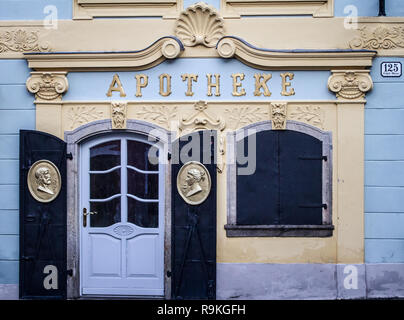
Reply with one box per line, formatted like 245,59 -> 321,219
90,198 -> 121,227
90,140 -> 121,171
127,140 -> 158,171
90,169 -> 121,199
127,169 -> 158,200
128,197 -> 158,228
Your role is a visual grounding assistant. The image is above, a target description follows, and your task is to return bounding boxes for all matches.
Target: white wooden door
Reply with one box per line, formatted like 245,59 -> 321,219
80,134 -> 164,296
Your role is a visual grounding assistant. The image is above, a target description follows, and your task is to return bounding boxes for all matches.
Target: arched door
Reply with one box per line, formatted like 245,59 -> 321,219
80,133 -> 165,296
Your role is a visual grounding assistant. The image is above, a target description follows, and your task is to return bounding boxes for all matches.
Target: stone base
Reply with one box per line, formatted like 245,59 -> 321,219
217,263 -> 404,300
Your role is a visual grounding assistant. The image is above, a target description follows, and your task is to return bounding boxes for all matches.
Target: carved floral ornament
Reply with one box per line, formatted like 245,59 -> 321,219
0,29 -> 50,53
175,2 -> 225,48
327,70 -> 373,100
350,25 -> 404,50
26,72 -> 69,101
111,101 -> 127,129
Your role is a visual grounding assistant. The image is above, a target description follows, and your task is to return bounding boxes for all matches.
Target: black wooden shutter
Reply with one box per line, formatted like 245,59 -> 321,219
236,130 -> 279,225
171,130 -> 217,300
19,130 -> 67,299
236,130 -> 323,226
279,131 -> 323,225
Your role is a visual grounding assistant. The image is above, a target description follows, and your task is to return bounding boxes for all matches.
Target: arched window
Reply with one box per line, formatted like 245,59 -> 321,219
226,121 -> 333,237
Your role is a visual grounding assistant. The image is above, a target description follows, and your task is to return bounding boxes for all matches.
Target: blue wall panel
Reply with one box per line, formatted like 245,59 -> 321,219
0,235 -> 18,260
365,56 -> 404,263
0,60 -> 36,284
0,261 -> 18,284
0,211 -> 19,235
0,0 -> 72,20
0,185 -> 19,210
366,213 -> 404,239
365,187 -> 404,213
0,160 -> 19,185
366,83 -> 404,109
365,161 -> 404,187
365,136 -> 404,161
366,239 -> 404,263
0,85 -> 35,109
365,109 -> 404,134
0,135 -> 19,160
0,60 -> 30,84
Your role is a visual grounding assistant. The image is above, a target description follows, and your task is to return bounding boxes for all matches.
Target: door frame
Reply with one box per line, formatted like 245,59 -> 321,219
65,119 -> 174,299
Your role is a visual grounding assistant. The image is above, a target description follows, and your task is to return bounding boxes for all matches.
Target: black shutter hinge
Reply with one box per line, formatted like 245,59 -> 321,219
66,269 -> 73,277
378,0 -> 386,16
167,152 -> 171,161
166,270 -> 172,278
21,256 -> 34,261
299,155 -> 327,161
66,152 -> 73,160
299,203 -> 328,210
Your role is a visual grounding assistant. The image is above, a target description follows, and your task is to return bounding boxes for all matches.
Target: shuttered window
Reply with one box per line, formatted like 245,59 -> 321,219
226,124 -> 333,237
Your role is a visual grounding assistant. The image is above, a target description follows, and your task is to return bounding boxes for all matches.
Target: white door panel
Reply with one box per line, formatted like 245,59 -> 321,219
80,134 -> 165,296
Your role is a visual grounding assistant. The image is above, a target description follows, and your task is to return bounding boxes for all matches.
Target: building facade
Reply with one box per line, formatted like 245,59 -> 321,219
0,0 -> 403,299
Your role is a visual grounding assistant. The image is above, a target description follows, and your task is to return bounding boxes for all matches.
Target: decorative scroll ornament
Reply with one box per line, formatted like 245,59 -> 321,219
179,100 -> 225,134
26,72 -> 68,101
111,101 -> 127,129
68,106 -> 104,130
177,161 -> 211,206
0,29 -> 50,53
349,26 -> 404,50
270,103 -> 287,130
328,70 -> 373,100
175,2 -> 224,47
27,160 -> 61,203
289,106 -> 324,129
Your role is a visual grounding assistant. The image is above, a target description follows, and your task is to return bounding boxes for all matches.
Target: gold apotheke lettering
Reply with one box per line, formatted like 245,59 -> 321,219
106,72 -> 295,97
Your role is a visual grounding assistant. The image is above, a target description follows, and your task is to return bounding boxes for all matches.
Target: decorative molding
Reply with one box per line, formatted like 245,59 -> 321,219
68,106 -> 104,130
216,37 -> 376,70
225,106 -> 269,130
73,0 -> 182,20
136,105 -> 178,130
328,70 -> 373,100
289,106 -> 324,129
26,72 -> 68,101
0,29 -> 50,54
220,0 -> 334,18
270,103 -> 287,130
113,225 -> 134,237
179,100 -> 226,134
111,101 -> 127,129
350,25 -> 404,50
175,2 -> 224,48
24,37 -> 183,72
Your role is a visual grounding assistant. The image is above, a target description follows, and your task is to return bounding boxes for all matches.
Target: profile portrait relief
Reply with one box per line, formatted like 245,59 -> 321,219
35,167 -> 54,195
183,168 -> 205,198
27,160 -> 61,203
177,161 -> 211,206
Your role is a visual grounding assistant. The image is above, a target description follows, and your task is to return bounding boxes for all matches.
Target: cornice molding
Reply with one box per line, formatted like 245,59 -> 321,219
26,72 -> 69,101
24,37 -> 184,71
217,37 -> 376,70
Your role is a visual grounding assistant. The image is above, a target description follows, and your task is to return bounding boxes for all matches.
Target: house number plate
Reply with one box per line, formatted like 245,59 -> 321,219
381,62 -> 402,77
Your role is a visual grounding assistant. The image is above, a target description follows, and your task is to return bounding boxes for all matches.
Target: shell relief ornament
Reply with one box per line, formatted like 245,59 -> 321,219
175,2 -> 225,47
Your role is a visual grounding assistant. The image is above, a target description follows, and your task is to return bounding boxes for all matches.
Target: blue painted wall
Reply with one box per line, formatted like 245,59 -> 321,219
335,0 -> 404,17
0,60 -> 35,284
64,58 -> 334,101
365,57 -> 404,263
0,0 -> 72,20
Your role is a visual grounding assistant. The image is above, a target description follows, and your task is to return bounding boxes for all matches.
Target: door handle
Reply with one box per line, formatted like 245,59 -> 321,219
83,208 -> 98,228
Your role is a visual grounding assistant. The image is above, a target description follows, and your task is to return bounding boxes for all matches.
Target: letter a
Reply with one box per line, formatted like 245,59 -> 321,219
43,265 -> 58,290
